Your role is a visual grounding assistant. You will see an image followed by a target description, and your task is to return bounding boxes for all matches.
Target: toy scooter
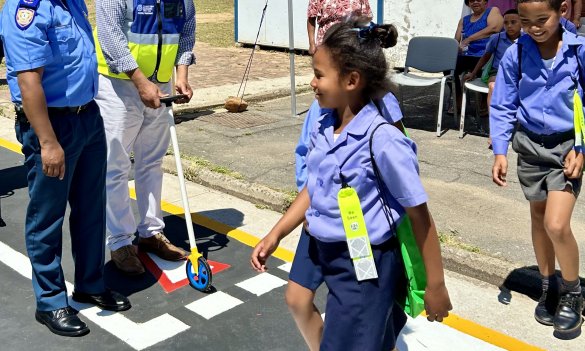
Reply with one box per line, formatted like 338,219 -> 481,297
161,94 -> 212,292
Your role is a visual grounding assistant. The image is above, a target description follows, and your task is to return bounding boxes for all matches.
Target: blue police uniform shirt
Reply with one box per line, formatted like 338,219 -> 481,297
305,101 -> 427,245
295,92 -> 403,191
490,30 -> 585,155
485,32 -> 519,73
0,0 -> 98,106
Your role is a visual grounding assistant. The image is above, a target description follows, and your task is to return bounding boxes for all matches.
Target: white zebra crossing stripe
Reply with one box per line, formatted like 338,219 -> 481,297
235,272 -> 287,296
185,291 -> 244,320
278,262 -> 292,273
0,241 -> 189,351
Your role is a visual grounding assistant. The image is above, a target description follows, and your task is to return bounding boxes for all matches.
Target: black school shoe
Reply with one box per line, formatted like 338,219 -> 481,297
35,306 -> 89,337
535,289 -> 559,326
553,292 -> 584,333
72,289 -> 131,312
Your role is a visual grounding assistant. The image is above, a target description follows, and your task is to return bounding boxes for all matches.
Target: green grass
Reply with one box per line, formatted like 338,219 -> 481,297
197,21 -> 234,47
195,0 -> 233,14
438,230 -> 481,254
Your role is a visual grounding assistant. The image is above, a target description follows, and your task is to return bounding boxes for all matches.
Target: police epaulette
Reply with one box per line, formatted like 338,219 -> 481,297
15,0 -> 41,31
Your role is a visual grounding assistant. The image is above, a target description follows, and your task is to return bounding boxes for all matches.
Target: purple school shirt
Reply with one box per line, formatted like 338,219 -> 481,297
295,92 -> 404,191
305,101 -> 427,244
485,32 -> 517,72
490,30 -> 585,155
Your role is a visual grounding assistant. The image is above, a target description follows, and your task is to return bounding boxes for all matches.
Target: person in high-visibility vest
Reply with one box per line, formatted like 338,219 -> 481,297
94,0 -> 196,276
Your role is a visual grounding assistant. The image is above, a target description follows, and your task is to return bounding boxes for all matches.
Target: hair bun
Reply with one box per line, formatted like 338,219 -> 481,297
374,24 -> 398,49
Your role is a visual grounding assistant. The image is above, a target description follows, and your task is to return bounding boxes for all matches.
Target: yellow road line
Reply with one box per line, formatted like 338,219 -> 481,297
0,138 -> 22,155
129,188 -> 295,263
422,312 -> 546,351
0,138 -> 542,351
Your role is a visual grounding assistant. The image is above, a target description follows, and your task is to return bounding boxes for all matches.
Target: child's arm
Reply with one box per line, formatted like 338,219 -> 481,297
295,101 -> 321,191
405,204 -> 452,322
250,187 -> 310,272
463,52 -> 493,82
490,46 -> 521,186
461,7 -> 503,47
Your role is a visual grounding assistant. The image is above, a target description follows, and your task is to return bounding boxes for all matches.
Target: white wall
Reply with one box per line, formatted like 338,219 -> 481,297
383,0 -> 467,67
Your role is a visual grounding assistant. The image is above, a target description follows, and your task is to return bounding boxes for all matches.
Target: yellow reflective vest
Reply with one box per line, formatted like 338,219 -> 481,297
95,0 -> 186,83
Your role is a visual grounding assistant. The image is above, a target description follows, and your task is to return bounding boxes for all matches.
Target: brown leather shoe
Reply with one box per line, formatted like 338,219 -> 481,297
138,233 -> 187,261
110,245 -> 145,276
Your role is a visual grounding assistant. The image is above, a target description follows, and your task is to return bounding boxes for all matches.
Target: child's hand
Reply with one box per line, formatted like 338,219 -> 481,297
424,282 -> 452,322
463,72 -> 475,82
492,155 -> 508,186
250,234 -> 280,272
563,150 -> 584,179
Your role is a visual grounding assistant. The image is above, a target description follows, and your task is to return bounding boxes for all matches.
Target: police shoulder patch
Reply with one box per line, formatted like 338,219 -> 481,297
15,0 -> 42,31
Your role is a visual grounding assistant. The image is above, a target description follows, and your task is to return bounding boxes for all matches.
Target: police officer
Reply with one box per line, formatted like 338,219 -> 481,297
0,0 -> 131,337
94,0 -> 195,275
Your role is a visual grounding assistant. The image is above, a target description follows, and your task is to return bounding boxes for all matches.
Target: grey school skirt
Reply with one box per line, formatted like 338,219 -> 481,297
512,126 -> 581,201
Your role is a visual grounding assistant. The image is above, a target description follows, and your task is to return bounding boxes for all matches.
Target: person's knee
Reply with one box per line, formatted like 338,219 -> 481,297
544,217 -> 571,241
488,82 -> 495,91
285,282 -> 314,314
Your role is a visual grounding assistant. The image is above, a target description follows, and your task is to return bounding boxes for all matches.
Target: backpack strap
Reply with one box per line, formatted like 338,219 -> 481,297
517,43 -> 523,82
574,45 -> 585,93
369,123 -> 397,235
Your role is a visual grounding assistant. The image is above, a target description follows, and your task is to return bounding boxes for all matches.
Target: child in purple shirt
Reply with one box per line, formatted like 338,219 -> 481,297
251,18 -> 451,350
491,0 -> 584,336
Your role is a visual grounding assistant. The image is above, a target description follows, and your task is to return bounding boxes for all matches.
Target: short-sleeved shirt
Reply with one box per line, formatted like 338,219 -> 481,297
490,30 -> 585,155
0,0 -> 98,106
295,92 -> 403,191
307,0 -> 372,45
305,101 -> 427,244
484,32 -> 518,72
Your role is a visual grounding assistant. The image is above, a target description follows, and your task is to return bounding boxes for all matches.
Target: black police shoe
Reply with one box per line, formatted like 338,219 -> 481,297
72,289 -> 131,312
534,289 -> 559,326
553,292 -> 584,333
35,306 -> 89,337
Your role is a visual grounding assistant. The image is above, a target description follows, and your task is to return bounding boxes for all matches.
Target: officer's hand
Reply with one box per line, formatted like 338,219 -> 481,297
137,80 -> 163,109
564,150 -> 584,179
250,233 -> 280,272
174,79 -> 193,104
492,155 -> 508,187
41,141 -> 65,180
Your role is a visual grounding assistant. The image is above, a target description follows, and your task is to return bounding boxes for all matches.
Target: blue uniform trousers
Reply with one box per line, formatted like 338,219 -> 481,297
15,101 -> 107,311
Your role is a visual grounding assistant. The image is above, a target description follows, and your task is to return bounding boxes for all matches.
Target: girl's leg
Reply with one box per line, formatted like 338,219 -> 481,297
285,280 -> 322,351
543,189 -> 579,282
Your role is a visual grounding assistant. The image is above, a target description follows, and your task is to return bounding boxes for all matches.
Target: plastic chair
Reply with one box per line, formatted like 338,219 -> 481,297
459,78 -> 489,138
391,36 -> 460,137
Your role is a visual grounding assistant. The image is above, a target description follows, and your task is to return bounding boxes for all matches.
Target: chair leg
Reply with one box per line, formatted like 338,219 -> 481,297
437,77 -> 447,137
459,86 -> 467,139
452,78 -> 458,127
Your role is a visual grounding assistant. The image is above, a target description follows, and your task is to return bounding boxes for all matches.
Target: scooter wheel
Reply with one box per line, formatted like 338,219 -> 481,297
186,257 -> 213,292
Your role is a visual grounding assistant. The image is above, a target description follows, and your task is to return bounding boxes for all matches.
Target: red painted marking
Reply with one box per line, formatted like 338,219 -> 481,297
137,250 -> 231,293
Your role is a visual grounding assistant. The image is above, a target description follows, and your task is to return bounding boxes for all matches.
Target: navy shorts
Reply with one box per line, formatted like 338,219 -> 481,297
289,228 -> 324,291
315,236 -> 407,351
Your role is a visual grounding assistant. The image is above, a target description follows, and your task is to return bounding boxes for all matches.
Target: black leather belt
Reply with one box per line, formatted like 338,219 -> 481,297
14,102 -> 90,116
47,102 -> 90,114
518,125 -> 574,146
